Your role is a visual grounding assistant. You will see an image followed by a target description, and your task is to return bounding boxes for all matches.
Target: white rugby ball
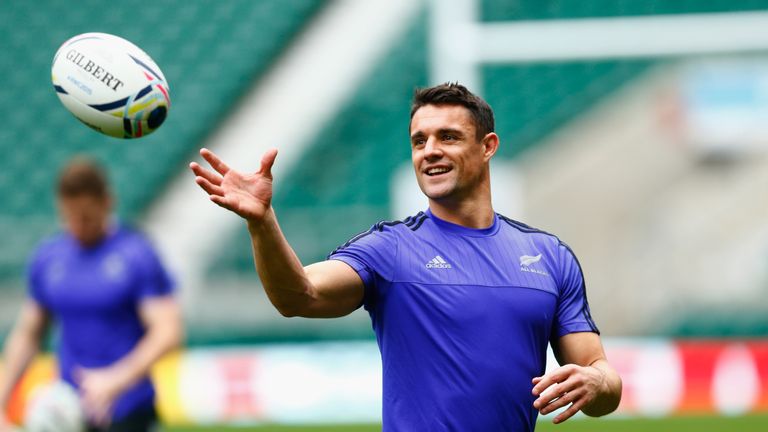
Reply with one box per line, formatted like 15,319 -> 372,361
52,32 -> 170,138
24,381 -> 85,432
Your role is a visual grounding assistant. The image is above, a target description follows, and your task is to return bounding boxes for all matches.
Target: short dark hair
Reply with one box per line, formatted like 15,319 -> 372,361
57,157 -> 110,199
410,82 -> 495,139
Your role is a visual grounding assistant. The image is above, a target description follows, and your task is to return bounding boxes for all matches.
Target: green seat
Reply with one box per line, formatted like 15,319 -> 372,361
0,0 -> 326,286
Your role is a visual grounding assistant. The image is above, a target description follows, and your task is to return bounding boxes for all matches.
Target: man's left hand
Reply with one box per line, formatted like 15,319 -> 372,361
75,366 -> 132,427
532,364 -> 606,424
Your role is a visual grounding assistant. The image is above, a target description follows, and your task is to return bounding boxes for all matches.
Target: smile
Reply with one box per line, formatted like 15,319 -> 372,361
426,167 -> 451,176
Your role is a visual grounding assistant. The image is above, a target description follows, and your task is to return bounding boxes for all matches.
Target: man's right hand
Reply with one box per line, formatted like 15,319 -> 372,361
190,148 -> 278,222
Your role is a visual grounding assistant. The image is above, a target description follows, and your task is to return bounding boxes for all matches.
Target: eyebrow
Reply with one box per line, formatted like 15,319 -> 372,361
410,127 -> 465,140
437,127 -> 464,137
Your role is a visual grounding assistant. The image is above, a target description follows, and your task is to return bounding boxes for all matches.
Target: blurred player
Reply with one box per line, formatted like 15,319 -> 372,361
0,157 -> 182,432
190,83 -> 621,430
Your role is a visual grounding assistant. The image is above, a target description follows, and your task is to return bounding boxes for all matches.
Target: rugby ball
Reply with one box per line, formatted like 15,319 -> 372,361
52,32 -> 170,138
24,381 -> 85,432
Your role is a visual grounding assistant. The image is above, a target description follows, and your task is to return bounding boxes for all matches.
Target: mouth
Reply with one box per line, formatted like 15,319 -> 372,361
425,166 -> 452,177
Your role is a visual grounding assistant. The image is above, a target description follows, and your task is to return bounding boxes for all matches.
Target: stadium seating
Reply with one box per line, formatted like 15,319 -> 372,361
481,0 -> 768,20
5,0 -> 768,341
0,0 -> 326,283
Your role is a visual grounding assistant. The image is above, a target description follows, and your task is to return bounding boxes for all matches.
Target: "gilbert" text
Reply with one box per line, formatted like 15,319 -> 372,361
66,49 -> 124,92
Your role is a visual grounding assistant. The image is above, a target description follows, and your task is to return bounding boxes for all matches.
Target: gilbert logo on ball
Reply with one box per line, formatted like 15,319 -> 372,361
52,32 -> 170,138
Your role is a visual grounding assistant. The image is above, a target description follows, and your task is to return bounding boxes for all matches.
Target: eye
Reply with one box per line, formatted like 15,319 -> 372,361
411,137 -> 426,147
442,133 -> 457,141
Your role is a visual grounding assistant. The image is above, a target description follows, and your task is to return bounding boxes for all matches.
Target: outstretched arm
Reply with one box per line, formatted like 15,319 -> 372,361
190,148 -> 364,318
532,332 -> 622,424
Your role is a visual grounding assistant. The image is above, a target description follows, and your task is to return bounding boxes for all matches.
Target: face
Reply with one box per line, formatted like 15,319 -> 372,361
58,194 -> 112,246
410,104 -> 498,204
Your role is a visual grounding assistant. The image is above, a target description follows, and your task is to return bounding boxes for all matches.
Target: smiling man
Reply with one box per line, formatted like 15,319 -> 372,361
190,82 -> 621,431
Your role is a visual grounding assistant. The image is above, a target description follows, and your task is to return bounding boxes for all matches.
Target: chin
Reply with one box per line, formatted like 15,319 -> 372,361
423,188 -> 454,201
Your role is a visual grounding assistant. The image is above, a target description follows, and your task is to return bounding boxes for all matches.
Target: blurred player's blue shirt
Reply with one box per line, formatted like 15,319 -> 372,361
330,209 -> 598,431
27,224 -> 174,421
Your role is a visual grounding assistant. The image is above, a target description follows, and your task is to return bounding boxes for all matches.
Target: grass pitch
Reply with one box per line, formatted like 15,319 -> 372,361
163,414 -> 768,432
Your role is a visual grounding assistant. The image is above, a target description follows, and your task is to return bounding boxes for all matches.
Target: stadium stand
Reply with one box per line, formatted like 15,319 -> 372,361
480,0 -> 768,21
0,0 -> 326,284
3,0 -> 768,341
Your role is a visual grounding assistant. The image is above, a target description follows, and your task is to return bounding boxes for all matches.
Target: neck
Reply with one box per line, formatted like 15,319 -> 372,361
428,198 -> 494,229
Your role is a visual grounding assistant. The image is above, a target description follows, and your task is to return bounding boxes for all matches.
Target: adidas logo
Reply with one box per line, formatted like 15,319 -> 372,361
425,255 -> 452,269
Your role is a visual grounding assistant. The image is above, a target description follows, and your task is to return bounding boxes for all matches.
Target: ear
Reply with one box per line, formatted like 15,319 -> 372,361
481,132 -> 499,162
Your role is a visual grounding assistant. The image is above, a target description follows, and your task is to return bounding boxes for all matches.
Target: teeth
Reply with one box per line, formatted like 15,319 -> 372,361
427,167 -> 449,175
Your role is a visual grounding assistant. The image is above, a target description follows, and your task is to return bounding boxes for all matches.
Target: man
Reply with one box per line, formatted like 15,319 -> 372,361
190,83 -> 621,430
0,157 -> 182,432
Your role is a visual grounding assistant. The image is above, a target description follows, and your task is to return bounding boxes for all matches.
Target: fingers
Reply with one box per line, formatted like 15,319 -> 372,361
193,148 -> 277,180
536,383 -> 582,414
191,172 -> 236,210
209,194 -> 236,211
84,401 -> 112,428
553,397 -> 587,424
200,148 -> 231,175
532,365 -> 572,396
194,174 -> 225,197
533,379 -> 578,411
533,364 -> 603,424
258,148 -> 278,179
190,161 -> 223,187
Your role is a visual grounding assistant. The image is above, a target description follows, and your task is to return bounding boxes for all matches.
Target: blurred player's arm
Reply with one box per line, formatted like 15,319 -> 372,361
190,148 -> 364,319
0,301 -> 50,427
532,332 -> 622,424
76,296 -> 182,426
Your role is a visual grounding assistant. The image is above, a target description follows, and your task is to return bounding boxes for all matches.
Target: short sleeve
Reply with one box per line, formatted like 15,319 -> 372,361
327,223 -> 398,303
551,242 -> 599,340
130,235 -> 175,301
26,248 -> 50,309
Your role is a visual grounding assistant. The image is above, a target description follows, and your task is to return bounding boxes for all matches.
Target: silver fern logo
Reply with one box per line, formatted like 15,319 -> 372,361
520,254 -> 548,276
519,254 -> 542,266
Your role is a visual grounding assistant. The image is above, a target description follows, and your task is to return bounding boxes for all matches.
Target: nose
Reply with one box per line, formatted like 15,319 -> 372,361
424,137 -> 443,160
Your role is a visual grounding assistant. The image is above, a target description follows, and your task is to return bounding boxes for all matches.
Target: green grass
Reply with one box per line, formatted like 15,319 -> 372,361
536,414 -> 768,432
163,425 -> 379,432
162,414 -> 768,432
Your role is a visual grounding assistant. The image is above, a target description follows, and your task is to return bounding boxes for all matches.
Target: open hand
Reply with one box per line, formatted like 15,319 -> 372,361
190,148 -> 278,222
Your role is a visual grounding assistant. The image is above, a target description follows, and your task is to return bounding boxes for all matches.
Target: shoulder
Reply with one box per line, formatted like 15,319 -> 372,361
496,214 -> 563,246
496,213 -> 581,265
29,232 -> 69,264
369,211 -> 429,234
330,211 -> 427,256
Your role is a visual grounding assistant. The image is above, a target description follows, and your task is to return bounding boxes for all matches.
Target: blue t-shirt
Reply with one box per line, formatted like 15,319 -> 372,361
27,224 -> 174,421
329,209 -> 598,431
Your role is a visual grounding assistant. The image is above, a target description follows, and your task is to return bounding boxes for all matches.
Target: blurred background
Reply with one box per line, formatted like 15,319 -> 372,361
2,0 -> 768,430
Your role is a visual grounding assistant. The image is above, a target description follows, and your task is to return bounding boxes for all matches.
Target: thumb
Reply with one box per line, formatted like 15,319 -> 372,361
258,148 -> 278,180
